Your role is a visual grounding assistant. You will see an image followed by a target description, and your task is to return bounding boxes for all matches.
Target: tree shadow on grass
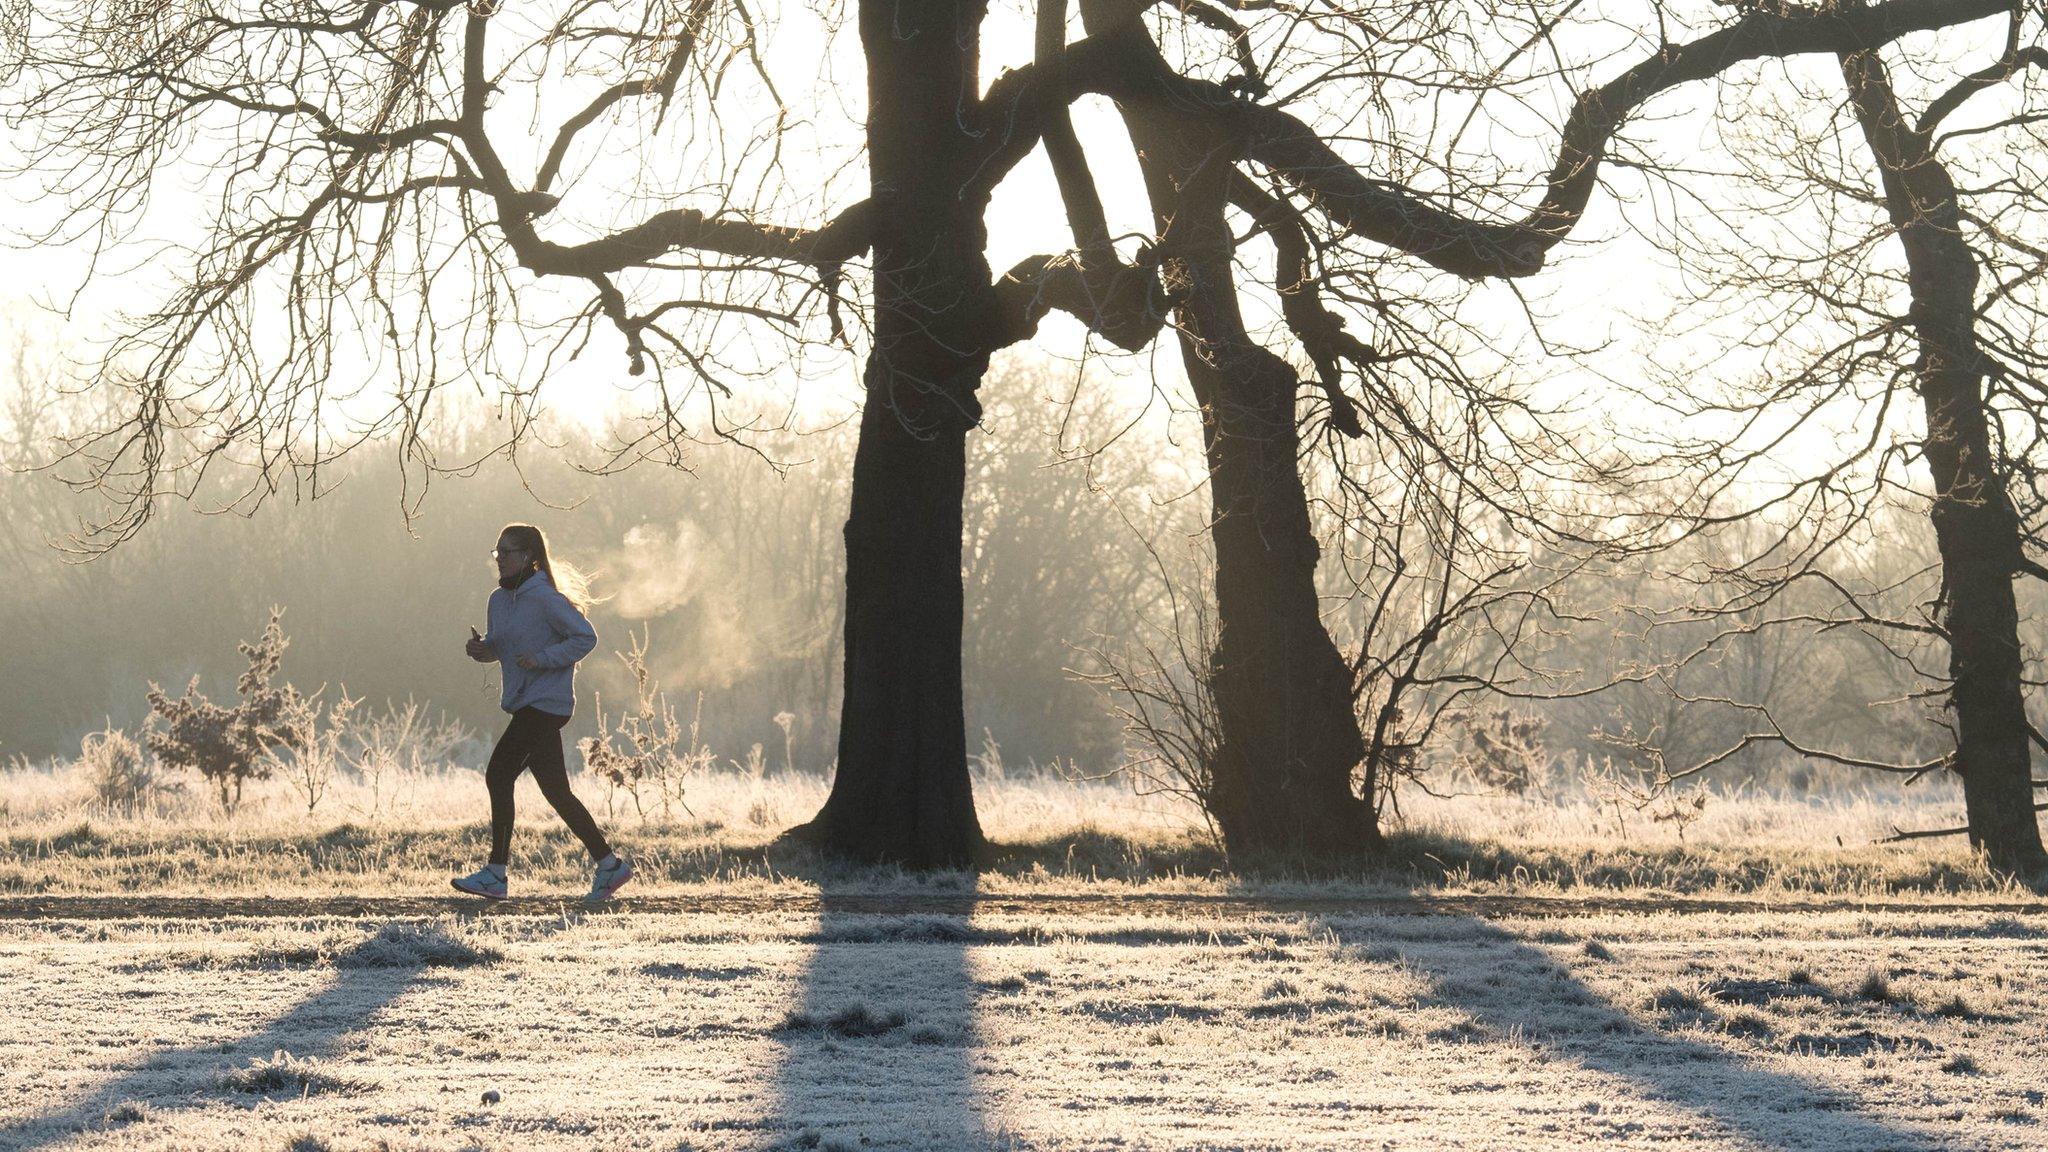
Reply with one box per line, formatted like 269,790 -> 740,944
1380,917 -> 1949,1151
763,881 -> 995,1151
0,915 -> 570,1150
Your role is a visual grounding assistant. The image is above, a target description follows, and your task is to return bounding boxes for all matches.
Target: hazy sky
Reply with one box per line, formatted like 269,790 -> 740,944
0,1 -> 2028,473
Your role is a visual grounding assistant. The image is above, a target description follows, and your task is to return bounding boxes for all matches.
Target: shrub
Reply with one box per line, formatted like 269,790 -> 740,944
1720,1010 -> 1775,1040
1080,596 -> 1223,838
338,922 -> 503,969
144,608 -> 307,813
345,698 -> 471,813
1448,709 -> 1554,795
776,1002 -> 908,1038
1933,994 -> 1976,1019
1578,754 -> 1709,842
101,1100 -> 150,1126
78,724 -> 157,812
1651,983 -> 1707,1014
823,1003 -> 907,1037
218,1050 -> 364,1096
577,625 -> 702,820
269,689 -> 363,815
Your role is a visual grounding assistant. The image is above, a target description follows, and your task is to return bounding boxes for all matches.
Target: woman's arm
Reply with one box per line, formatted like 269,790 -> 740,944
530,589 -> 599,669
468,593 -> 502,662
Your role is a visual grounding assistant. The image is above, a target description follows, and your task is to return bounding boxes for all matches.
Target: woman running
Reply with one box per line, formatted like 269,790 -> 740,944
454,523 -> 632,901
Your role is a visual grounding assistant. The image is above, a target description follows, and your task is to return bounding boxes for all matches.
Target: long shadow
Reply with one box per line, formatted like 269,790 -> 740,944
0,914 -> 572,1150
764,881 -> 992,1150
1381,916 -> 1947,1151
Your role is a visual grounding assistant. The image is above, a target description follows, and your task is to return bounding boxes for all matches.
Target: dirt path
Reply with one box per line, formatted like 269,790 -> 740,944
3,891 -> 2043,920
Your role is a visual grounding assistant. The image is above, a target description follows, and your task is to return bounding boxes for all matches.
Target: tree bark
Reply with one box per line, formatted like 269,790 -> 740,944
786,0 -> 994,868
1841,49 -> 2047,872
1114,68 -> 1379,859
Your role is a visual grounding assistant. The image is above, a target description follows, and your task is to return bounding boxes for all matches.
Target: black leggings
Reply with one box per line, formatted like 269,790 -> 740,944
486,706 -> 612,865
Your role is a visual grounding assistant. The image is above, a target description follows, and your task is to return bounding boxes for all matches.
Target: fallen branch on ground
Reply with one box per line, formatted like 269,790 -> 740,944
1880,802 -> 2048,843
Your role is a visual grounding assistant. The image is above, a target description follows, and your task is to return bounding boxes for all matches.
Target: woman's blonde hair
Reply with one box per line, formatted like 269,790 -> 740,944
499,523 -> 605,613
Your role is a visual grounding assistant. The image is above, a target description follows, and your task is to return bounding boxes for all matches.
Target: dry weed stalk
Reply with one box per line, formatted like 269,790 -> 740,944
1082,588 -> 1224,845
269,688 -> 364,816
345,699 -> 471,816
578,625 -> 702,820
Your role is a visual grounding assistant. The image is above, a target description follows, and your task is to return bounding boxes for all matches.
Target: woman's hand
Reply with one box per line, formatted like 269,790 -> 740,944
514,653 -> 541,670
465,629 -> 493,663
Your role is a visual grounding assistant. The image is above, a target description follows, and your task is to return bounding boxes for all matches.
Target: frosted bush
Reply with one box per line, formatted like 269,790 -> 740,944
143,608 -> 305,814
78,724 -> 160,812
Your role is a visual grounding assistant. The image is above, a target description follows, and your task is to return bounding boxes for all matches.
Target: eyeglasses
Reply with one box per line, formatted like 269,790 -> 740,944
491,547 -> 526,559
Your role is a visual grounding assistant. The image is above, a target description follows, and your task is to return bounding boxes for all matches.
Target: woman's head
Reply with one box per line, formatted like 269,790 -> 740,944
494,524 -> 599,612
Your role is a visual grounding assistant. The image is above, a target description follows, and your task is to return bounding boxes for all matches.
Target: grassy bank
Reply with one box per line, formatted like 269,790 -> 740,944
1,760 -> 2031,900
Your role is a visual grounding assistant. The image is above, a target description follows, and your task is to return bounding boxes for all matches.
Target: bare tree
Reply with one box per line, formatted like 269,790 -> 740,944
1049,0 -> 2018,855
1836,23 -> 2048,867
1602,6 -> 2048,869
5,0 -> 2018,865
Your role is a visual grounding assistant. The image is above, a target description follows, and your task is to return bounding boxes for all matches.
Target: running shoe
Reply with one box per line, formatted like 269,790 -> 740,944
587,853 -> 634,902
451,865 -> 508,900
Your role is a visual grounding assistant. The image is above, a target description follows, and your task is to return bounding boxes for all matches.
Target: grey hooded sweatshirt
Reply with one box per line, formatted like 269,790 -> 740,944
483,568 -> 597,716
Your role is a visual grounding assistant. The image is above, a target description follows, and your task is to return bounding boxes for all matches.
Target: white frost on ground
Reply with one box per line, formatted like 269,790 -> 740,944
0,905 -> 2043,1150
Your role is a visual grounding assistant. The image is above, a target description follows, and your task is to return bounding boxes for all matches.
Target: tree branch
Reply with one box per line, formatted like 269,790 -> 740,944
534,0 -> 719,194
985,1 -> 1164,352
1075,0 -> 2018,279
1226,172 -> 1372,437
1918,14 -> 2048,134
1880,802 -> 2048,843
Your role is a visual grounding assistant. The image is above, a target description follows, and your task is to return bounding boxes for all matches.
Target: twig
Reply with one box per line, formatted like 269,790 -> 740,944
1880,802 -> 2048,843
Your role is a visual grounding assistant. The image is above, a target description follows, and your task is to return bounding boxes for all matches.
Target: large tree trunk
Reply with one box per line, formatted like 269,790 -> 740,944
787,0 -> 993,868
1115,72 -> 1378,858
1842,50 -> 2047,872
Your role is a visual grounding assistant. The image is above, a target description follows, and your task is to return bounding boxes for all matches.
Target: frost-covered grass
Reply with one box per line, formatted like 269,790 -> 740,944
1,904 -> 2044,1150
0,756 -> 2036,899
4,761 -> 2043,1148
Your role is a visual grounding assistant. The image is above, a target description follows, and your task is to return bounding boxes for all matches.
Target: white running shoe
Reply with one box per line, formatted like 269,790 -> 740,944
452,865 -> 508,900
587,853 -> 633,902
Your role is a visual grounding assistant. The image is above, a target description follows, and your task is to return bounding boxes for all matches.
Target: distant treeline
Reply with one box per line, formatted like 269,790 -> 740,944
0,360 -> 1201,771
6,354 -> 2039,794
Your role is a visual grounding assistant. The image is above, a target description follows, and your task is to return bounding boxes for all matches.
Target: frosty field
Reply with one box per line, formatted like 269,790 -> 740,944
3,762 -> 2037,902
4,764 -> 2046,1150
3,897 -> 2046,1152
